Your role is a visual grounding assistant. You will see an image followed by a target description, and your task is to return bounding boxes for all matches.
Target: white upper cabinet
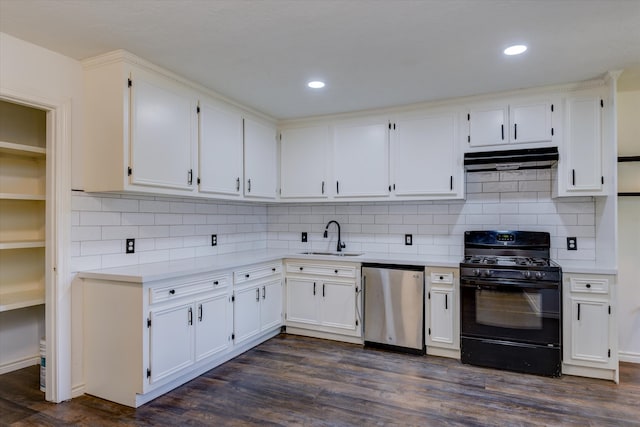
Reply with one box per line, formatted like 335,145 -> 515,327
391,111 -> 463,198
467,100 -> 553,148
333,119 -> 389,198
556,95 -> 604,196
280,126 -> 329,199
83,53 -> 198,196
198,99 -> 243,197
244,118 -> 278,199
129,68 -> 197,191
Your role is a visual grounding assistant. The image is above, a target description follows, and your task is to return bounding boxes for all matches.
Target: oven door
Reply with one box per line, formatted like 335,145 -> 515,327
460,279 -> 560,346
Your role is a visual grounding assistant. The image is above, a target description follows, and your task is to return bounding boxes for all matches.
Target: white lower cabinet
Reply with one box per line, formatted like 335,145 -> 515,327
425,268 -> 460,358
149,302 -> 195,384
83,262 -> 284,408
284,260 -> 361,341
232,262 -> 284,346
562,273 -> 618,382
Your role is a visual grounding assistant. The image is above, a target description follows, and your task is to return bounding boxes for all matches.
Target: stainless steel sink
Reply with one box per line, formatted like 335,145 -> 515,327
299,251 -> 363,257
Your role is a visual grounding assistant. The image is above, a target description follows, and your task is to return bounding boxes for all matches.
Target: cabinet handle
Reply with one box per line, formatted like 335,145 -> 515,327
577,303 -> 581,321
336,181 -> 339,194
236,177 -> 240,192
188,307 -> 193,325
247,178 -> 251,192
313,282 -> 316,296
572,169 -> 576,186
514,123 -> 517,140
322,181 -> 325,194
322,284 -> 325,297
501,124 -> 504,140
449,176 -> 453,191
256,288 -> 260,302
198,304 -> 203,322
262,286 -> 266,299
169,289 -> 176,295
188,169 -> 193,185
445,294 -> 448,310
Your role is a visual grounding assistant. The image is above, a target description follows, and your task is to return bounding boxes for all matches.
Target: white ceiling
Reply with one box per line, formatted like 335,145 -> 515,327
1,0 -> 639,119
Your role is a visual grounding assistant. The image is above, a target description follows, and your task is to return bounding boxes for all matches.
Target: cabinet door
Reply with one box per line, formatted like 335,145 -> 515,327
233,286 -> 261,345
570,297 -> 610,364
129,68 -> 196,191
244,118 -> 277,199
428,288 -> 454,346
393,113 -> 458,196
510,102 -> 553,144
320,281 -> 356,331
280,126 -> 329,198
468,106 -> 507,147
194,293 -> 231,361
260,280 -> 283,331
564,97 -> 603,192
286,278 -> 319,325
333,120 -> 389,197
198,101 -> 243,196
149,303 -> 194,384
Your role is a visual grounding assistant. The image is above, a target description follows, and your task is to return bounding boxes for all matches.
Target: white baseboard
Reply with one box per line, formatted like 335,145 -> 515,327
0,355 -> 39,375
71,383 -> 85,398
619,351 -> 640,364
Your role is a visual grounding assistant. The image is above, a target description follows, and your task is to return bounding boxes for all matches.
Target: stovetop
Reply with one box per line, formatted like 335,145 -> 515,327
462,256 -> 559,268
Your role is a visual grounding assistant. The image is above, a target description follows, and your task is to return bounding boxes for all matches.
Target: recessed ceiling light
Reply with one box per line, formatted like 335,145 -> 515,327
308,80 -> 325,89
504,45 -> 527,56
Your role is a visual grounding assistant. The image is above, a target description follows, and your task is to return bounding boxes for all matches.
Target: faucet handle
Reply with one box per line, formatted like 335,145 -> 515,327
340,241 -> 346,249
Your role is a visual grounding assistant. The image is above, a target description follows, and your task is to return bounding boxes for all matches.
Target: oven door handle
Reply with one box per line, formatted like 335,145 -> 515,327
460,280 -> 559,290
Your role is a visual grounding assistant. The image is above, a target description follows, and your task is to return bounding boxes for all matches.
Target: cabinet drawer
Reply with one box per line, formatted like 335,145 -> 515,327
234,262 -> 282,285
570,277 -> 609,294
430,272 -> 454,284
286,262 -> 357,279
150,274 -> 229,304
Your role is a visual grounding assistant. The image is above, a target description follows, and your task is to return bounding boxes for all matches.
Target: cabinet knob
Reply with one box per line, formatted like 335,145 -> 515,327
213,280 -> 219,285
335,269 -> 338,274
439,276 -> 444,280
586,283 -> 591,288
245,274 -> 250,278
169,289 -> 175,295
272,268 -> 276,272
299,267 -> 304,271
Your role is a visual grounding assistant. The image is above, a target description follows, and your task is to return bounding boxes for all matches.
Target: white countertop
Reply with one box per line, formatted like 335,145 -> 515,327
77,249 -> 617,283
77,250 -> 462,283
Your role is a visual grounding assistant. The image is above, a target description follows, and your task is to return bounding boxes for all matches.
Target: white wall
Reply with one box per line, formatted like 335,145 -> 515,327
0,32 -> 83,398
617,88 -> 640,362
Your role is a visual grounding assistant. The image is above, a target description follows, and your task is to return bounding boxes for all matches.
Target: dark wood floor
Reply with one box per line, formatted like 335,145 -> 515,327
2,335 -> 640,426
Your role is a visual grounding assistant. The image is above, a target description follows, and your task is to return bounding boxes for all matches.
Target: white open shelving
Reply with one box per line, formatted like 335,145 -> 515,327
0,101 -> 47,314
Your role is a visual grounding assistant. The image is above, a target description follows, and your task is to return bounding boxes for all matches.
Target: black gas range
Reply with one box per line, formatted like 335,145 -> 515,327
460,231 -> 562,377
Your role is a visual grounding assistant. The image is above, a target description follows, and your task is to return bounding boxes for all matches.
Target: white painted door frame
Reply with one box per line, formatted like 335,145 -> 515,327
1,89 -> 72,403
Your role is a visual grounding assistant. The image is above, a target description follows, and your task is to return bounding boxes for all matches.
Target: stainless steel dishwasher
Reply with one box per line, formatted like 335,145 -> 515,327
362,264 -> 425,354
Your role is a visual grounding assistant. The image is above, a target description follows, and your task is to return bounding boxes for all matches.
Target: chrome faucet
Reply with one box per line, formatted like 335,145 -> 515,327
324,220 -> 346,252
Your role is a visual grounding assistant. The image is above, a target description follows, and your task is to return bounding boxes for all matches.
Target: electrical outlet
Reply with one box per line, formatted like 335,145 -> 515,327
126,238 -> 135,254
405,234 -> 413,246
567,237 -> 577,251
301,232 -> 308,242
211,234 -> 217,246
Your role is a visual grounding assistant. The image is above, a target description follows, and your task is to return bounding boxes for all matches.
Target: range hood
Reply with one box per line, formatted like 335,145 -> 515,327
464,147 -> 559,172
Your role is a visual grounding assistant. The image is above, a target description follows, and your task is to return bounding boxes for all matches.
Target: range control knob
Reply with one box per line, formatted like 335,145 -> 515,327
535,271 -> 545,280
523,271 -> 532,279
472,269 -> 481,277
482,270 -> 492,278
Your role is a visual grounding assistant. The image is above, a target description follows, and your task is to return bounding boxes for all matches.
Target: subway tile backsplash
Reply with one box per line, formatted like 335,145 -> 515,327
70,170 -> 596,272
